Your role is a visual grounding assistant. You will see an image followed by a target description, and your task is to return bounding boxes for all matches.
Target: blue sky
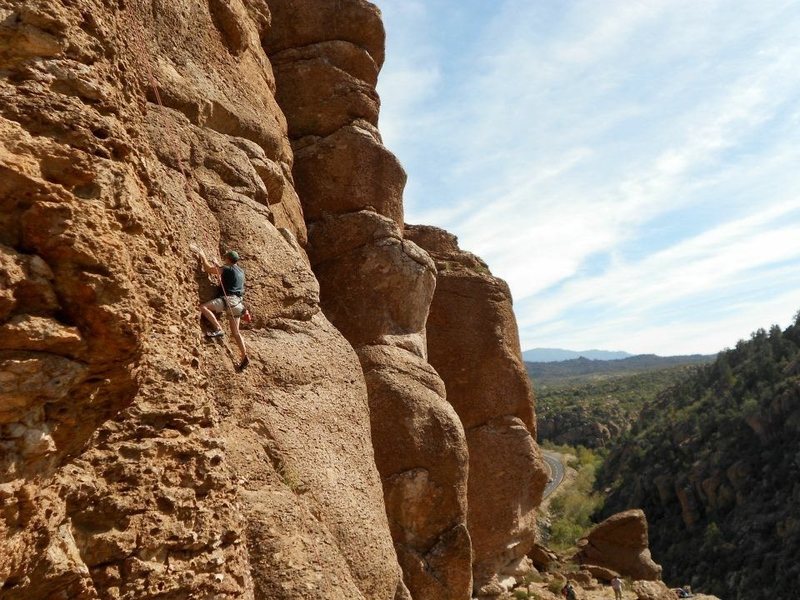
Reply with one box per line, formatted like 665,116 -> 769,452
372,0 -> 800,355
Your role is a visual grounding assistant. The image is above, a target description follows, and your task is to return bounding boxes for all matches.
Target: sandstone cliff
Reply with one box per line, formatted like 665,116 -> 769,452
265,3 -> 472,599
0,1 -> 546,599
405,226 -> 548,595
1,1 -> 403,597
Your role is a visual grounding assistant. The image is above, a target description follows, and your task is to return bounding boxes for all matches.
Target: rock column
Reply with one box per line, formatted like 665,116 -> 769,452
405,226 -> 549,595
266,2 -> 472,599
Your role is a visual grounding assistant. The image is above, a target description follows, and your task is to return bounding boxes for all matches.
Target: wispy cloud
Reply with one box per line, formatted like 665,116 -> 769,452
375,0 -> 800,355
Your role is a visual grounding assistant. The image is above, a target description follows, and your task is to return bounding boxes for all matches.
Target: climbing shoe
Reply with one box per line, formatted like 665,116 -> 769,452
237,356 -> 250,371
205,330 -> 224,339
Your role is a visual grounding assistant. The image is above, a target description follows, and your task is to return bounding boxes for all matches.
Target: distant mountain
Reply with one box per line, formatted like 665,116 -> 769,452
526,353 -> 714,383
522,348 -> 633,362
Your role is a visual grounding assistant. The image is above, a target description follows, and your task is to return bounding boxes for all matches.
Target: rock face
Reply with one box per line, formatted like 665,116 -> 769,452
266,4 -> 472,599
0,1 -> 402,598
1,2 -> 549,599
574,509 -> 663,582
405,226 -> 549,593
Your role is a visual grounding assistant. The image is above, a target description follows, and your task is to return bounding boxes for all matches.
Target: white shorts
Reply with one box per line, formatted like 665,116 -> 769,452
205,295 -> 244,317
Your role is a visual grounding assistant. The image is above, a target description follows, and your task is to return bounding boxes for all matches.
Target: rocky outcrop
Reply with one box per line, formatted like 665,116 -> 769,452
630,580 -> 680,600
574,509 -> 662,582
405,226 -> 548,594
494,547 -> 722,600
1,2 -> 552,599
0,1 -> 403,598
529,543 -> 558,571
266,3 -> 471,600
538,412 -> 621,448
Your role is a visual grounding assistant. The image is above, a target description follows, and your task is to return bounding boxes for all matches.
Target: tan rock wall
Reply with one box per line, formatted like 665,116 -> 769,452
2,2 -> 550,599
405,225 -> 549,594
0,1 -> 402,598
266,2 -> 472,599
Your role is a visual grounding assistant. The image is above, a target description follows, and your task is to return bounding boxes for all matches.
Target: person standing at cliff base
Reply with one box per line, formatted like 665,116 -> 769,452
192,245 -> 250,371
561,581 -> 577,600
611,576 -> 624,600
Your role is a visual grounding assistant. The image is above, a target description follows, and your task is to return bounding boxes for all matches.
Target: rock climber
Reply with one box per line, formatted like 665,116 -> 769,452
192,245 -> 249,371
561,581 -> 577,600
611,575 -> 624,600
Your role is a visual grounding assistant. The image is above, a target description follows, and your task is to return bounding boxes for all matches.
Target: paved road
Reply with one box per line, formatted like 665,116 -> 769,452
542,450 -> 565,499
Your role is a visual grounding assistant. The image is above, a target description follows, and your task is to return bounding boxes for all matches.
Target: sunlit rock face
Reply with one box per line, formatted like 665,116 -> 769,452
406,225 -> 549,595
2,2 -> 551,599
0,1 -> 403,598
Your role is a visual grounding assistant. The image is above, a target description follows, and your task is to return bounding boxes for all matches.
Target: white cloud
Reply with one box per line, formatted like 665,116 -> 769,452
530,204 -> 800,317
374,0 -> 800,354
517,207 -> 800,354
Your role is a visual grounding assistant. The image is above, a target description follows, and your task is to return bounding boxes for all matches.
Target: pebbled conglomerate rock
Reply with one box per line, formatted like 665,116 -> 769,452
0,1 -> 404,598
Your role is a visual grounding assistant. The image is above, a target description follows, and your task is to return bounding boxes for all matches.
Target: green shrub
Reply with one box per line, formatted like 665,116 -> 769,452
520,572 -> 544,586
547,447 -> 604,551
597,313 -> 800,599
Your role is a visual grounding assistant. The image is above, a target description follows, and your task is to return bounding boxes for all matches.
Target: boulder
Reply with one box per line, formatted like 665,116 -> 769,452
529,543 -> 558,570
581,564 -> 620,582
574,509 -> 663,581
501,555 -> 535,578
567,569 -> 595,586
631,580 -> 678,600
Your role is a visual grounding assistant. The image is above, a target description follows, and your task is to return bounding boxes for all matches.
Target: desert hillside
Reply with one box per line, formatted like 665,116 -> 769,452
598,317 -> 800,599
532,359 -> 711,448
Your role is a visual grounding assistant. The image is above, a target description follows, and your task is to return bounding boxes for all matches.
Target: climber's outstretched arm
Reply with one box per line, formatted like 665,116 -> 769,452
191,244 -> 221,276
